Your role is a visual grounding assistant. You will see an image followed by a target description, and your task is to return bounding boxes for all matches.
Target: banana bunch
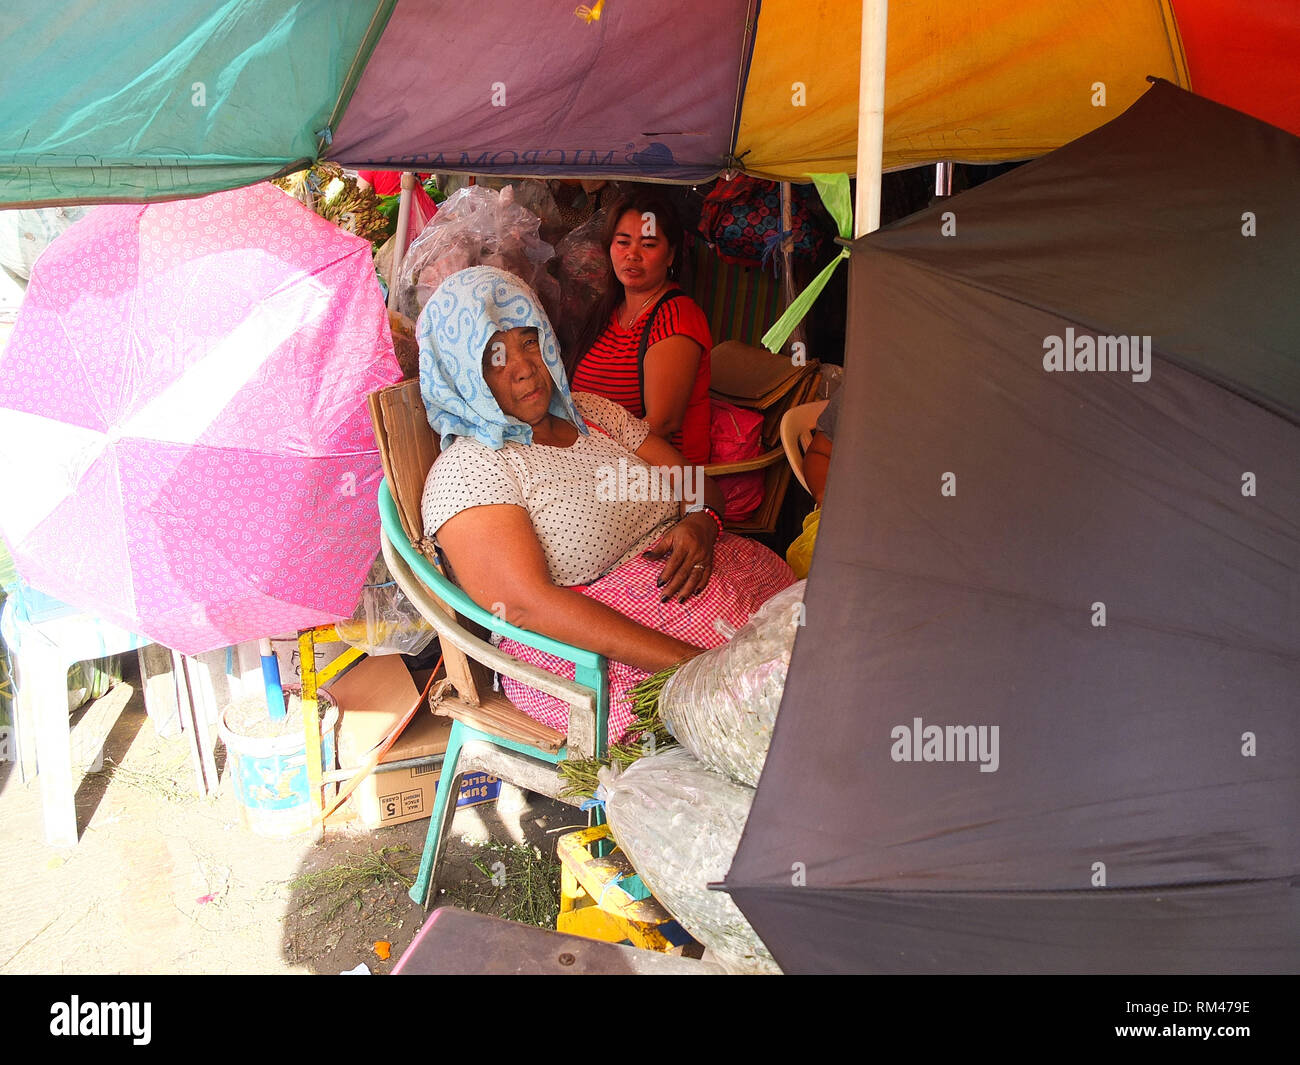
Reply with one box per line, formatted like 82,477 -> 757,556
273,163 -> 391,245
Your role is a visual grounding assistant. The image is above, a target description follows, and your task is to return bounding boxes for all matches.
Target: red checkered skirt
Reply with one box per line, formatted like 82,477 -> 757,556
498,533 -> 796,744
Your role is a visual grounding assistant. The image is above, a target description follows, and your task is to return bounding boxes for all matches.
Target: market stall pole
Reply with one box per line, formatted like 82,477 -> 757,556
170,649 -> 220,798
386,172 -> 415,312
855,0 -> 888,238
776,183 -> 805,355
297,628 -> 329,835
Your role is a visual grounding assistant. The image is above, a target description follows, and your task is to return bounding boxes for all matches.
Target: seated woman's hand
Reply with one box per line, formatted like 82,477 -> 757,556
642,511 -> 719,603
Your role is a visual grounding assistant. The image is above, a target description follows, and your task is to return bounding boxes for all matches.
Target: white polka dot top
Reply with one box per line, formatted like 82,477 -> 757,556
421,392 -> 680,587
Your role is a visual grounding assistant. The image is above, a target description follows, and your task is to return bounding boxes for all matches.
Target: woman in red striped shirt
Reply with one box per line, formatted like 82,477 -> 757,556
568,192 -> 713,465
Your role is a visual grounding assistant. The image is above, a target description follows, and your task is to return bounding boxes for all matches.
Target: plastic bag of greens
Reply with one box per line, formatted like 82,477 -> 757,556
658,580 -> 804,787
600,747 -> 779,974
338,557 -> 437,657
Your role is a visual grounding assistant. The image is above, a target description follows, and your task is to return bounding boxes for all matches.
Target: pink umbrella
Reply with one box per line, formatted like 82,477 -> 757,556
0,183 -> 403,655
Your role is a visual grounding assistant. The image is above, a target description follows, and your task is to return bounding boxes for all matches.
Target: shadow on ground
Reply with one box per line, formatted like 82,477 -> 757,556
280,786 -> 581,974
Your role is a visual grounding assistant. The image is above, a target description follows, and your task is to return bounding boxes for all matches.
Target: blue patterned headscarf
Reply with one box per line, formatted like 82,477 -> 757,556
416,266 -> 586,450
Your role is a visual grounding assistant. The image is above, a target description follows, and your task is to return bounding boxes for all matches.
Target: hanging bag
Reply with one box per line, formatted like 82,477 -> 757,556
697,175 -> 828,270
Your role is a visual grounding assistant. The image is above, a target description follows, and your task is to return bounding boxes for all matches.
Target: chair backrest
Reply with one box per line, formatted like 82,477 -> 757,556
707,341 -> 822,533
709,340 -> 821,448
780,400 -> 830,496
368,379 -> 440,556
683,237 -> 785,348
369,379 -> 493,705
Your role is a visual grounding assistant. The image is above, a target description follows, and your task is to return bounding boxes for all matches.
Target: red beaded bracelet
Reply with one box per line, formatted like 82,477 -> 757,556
688,504 -> 724,538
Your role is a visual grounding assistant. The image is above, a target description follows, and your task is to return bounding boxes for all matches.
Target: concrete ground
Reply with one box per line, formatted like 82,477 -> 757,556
0,668 -> 579,975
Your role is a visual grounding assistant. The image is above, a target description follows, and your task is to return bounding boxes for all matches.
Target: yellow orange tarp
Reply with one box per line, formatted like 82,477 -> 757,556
736,0 -> 1191,179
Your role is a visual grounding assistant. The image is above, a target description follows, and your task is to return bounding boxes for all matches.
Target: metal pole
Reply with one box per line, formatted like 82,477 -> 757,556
171,649 -> 208,798
182,654 -> 219,796
934,161 -> 954,197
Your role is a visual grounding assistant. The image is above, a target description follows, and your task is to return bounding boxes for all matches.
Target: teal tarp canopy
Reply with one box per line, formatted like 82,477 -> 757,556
0,0 -> 392,206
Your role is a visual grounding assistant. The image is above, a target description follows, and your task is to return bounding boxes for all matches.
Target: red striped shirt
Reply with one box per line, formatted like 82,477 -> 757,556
571,295 -> 713,464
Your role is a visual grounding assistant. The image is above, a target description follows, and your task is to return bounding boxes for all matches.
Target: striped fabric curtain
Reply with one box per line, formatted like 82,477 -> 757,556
682,236 -> 786,348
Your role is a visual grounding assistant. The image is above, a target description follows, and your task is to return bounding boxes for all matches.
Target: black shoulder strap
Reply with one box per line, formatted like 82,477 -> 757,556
635,288 -> 687,414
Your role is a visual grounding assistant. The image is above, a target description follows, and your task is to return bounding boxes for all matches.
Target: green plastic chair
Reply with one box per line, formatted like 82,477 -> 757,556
371,371 -> 614,909
378,483 -> 610,905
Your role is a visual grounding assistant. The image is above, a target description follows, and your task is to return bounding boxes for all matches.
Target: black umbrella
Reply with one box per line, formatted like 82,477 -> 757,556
724,81 -> 1299,974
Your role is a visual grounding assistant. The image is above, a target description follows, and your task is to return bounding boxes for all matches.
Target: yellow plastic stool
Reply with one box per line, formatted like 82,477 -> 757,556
556,824 -> 695,953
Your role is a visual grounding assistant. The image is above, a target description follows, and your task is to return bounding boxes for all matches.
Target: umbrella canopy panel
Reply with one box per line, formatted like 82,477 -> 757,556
1173,0 -> 1300,139
2,2 -> 1298,204
735,0 -> 1191,178
330,0 -> 754,181
724,82 -> 1300,973
0,183 -> 403,654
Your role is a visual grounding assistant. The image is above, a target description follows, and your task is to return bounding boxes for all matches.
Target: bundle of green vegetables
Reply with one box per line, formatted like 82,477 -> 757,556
273,163 -> 391,245
557,667 -> 678,798
559,580 -> 805,795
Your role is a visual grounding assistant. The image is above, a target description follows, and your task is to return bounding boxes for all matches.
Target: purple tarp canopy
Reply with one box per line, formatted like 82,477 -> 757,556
331,0 -> 753,181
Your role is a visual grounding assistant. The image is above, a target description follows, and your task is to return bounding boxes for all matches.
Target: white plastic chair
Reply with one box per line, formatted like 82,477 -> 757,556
779,400 -> 829,496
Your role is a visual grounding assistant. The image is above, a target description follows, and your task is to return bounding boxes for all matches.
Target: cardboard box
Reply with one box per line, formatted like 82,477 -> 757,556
330,654 -> 425,766
329,655 -> 500,829
349,707 -> 448,828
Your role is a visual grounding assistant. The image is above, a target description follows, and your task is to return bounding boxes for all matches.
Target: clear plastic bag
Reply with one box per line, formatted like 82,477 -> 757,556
395,185 -> 555,321
338,556 -> 437,657
658,580 -> 805,787
548,208 -> 610,354
600,747 -> 779,973
555,209 -> 611,300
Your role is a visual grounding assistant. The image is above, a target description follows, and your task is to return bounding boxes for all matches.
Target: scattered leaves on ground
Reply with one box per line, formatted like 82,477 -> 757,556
440,838 -> 561,928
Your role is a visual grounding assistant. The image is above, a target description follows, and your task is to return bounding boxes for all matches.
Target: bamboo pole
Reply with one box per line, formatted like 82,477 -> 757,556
779,182 -> 806,352
386,171 -> 415,311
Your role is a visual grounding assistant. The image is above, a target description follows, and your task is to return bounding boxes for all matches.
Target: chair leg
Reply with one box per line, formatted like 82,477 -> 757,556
18,647 -> 79,847
408,721 -> 465,906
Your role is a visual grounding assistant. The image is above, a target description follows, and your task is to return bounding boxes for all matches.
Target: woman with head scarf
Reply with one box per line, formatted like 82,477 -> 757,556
418,266 -> 794,742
